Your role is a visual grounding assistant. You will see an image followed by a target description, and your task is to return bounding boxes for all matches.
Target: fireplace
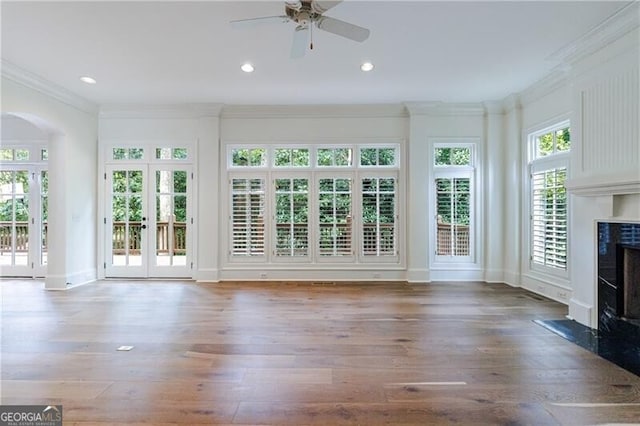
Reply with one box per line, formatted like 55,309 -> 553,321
597,222 -> 640,332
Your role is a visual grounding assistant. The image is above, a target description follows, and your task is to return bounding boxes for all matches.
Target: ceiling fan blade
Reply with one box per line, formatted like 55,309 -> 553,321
291,25 -> 309,59
311,0 -> 343,14
230,15 -> 289,29
315,16 -> 370,42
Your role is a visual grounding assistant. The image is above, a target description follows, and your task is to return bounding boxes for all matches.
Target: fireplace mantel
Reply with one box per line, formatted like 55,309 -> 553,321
566,171 -> 640,197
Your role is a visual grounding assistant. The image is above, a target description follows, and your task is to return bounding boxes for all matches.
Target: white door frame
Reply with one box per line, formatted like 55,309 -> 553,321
104,163 -> 193,278
0,164 -> 48,277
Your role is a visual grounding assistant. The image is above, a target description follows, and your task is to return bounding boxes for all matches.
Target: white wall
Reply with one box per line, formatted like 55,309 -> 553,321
221,105 -> 407,141
2,115 -> 48,140
1,76 -> 98,288
405,103 -> 486,282
502,97 -> 522,288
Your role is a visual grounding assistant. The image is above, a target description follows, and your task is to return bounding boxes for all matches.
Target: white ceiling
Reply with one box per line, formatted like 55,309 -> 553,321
0,1 -> 631,106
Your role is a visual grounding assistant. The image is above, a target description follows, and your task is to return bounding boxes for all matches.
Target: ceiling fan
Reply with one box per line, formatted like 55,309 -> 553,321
231,0 -> 370,58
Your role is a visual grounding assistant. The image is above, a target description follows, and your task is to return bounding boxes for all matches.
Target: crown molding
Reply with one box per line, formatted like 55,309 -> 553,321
547,2 -> 640,66
518,66 -> 570,106
482,94 -> 523,115
404,102 -> 485,116
501,94 -> 522,113
483,100 -> 506,115
221,104 -> 408,119
1,60 -> 98,115
99,103 -> 224,119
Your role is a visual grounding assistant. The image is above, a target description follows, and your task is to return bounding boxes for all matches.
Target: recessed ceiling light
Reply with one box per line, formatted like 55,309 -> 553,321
360,62 -> 374,72
241,63 -> 255,73
80,76 -> 97,84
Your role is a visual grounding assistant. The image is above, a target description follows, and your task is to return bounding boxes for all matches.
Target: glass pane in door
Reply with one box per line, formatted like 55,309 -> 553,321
111,170 -> 144,266
154,170 -> 187,267
0,170 -> 30,267
41,170 -> 48,266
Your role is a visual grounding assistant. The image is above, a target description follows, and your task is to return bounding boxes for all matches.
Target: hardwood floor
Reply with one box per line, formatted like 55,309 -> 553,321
2,279 -> 640,425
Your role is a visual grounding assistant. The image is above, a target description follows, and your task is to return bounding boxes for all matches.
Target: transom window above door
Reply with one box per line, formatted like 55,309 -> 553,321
0,147 -> 48,162
109,146 -> 191,162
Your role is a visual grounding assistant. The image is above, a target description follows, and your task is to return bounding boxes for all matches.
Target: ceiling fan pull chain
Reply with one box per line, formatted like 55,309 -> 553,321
310,22 -> 314,50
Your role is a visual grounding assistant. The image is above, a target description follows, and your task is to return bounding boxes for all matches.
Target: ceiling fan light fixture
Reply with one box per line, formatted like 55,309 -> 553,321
360,62 -> 374,72
241,63 -> 255,73
80,76 -> 97,84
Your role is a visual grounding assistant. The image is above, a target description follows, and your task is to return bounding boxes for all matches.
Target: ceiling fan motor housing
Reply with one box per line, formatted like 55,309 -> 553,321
286,1 -> 317,27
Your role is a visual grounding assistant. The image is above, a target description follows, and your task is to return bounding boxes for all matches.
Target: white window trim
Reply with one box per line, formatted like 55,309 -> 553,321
429,140 -> 478,268
103,141 -> 195,164
271,171 -> 313,263
0,144 -> 48,165
357,144 -> 401,168
433,142 -> 475,168
222,142 -> 403,269
227,145 -> 269,169
315,171 -> 356,263
315,145 -> 356,168
358,170 -> 400,263
527,118 -> 571,163
524,120 -> 571,280
272,146 -> 313,169
0,156 -> 49,277
227,172 -> 268,263
432,170 -> 475,263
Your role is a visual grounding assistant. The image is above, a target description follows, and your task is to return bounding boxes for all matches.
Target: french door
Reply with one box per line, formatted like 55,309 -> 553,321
0,167 -> 48,277
105,164 -> 192,278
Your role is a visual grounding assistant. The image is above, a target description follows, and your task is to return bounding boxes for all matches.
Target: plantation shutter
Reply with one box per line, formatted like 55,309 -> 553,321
435,177 -> 470,256
318,177 -> 352,256
361,177 -> 396,256
531,168 -> 567,269
231,178 -> 265,257
275,178 -> 309,257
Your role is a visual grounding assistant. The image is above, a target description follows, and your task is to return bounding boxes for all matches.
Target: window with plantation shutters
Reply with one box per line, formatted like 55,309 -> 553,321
274,177 -> 309,257
431,142 -> 475,263
435,177 -> 471,257
528,121 -> 570,274
226,144 -> 401,265
531,168 -> 567,269
361,177 -> 396,256
231,178 -> 265,257
318,177 -> 353,257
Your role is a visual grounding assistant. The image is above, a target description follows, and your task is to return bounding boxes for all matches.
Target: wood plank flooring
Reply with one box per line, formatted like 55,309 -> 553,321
2,279 -> 640,425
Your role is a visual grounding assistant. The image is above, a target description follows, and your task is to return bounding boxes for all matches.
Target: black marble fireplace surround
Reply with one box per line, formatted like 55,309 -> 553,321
598,221 -> 640,333
536,222 -> 640,377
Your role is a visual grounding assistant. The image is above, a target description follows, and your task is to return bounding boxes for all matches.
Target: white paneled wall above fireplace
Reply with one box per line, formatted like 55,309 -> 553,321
565,23 -> 640,328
